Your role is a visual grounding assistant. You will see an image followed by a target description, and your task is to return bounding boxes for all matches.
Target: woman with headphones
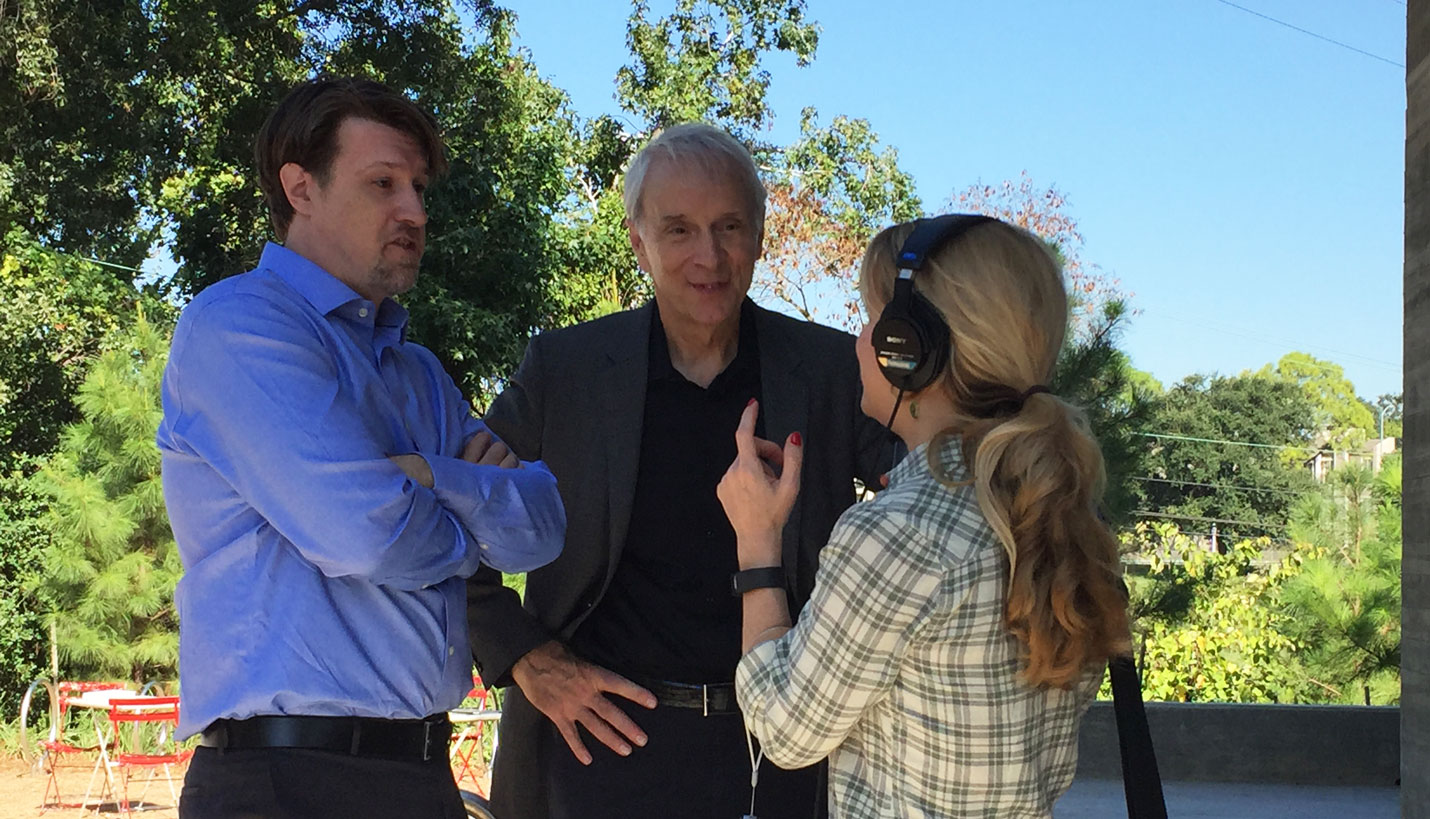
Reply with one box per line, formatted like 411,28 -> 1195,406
718,215 -> 1130,817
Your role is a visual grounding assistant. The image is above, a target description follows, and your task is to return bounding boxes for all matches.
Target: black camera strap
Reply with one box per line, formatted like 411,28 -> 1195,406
1108,653 -> 1168,819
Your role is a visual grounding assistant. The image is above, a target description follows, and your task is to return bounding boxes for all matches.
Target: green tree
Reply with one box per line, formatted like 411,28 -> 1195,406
0,1 -> 174,267
4,1 -> 593,408
1139,374 -> 1318,541
0,470 -> 47,718
1125,523 -> 1309,703
757,110 -> 922,327
1279,459 -> 1401,704
1,230 -> 143,467
617,0 -> 819,138
1052,309 -> 1151,524
0,231 -> 150,716
1256,352 -> 1375,446
543,116 -> 647,328
1125,361 -> 1164,399
148,2 -> 586,406
29,313 -> 180,684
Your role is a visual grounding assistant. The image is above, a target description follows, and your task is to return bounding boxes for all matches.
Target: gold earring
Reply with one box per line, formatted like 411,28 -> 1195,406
909,400 -> 920,419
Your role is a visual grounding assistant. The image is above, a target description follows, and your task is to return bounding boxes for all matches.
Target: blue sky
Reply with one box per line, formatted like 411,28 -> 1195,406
499,0 -> 1406,399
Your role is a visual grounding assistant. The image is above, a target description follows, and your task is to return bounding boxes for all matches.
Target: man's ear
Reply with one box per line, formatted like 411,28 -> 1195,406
626,217 -> 650,273
279,162 -> 316,218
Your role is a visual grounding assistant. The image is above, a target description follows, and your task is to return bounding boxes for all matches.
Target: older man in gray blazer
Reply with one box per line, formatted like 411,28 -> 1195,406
468,123 -> 895,819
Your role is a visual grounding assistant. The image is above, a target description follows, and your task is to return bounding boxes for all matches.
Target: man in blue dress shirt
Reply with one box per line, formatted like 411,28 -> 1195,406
157,77 -> 566,818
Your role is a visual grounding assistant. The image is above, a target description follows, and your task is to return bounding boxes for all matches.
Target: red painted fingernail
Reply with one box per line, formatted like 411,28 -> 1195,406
791,432 -> 802,446
747,398 -> 757,407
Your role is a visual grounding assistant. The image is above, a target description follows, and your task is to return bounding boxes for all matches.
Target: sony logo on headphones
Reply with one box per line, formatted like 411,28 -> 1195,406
882,335 -> 909,345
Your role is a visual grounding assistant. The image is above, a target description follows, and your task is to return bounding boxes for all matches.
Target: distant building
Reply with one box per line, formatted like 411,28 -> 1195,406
1305,436 -> 1397,482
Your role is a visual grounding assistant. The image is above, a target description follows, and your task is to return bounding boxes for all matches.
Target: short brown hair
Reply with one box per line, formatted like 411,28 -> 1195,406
255,77 -> 448,241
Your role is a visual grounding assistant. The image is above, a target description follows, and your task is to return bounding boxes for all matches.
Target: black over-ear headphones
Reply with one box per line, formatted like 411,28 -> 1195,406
872,214 -> 995,392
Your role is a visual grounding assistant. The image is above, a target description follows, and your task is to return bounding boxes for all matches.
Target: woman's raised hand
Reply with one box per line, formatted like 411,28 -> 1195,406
717,399 -> 803,541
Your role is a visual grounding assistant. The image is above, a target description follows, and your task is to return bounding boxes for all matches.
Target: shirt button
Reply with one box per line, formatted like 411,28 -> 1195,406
449,646 -> 456,656
359,307 -> 369,317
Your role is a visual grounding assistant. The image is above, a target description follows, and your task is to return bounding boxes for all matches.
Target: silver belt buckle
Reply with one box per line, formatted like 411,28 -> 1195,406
702,684 -> 710,718
422,719 -> 433,761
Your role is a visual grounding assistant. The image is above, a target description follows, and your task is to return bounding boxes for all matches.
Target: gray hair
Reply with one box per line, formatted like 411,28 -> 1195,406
623,123 -> 767,233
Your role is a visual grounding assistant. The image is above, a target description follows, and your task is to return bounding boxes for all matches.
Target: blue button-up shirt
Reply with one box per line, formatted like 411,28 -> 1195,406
157,243 -> 565,738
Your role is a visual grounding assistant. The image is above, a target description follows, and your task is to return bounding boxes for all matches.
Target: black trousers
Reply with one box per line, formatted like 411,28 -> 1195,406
537,703 -> 824,819
179,745 -> 467,819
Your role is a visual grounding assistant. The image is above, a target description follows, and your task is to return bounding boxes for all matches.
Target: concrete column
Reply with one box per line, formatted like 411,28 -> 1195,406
1405,1 -> 1430,814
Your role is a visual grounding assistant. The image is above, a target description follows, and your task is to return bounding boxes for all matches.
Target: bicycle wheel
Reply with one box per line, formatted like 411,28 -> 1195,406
17,678 -> 56,768
460,789 -> 497,819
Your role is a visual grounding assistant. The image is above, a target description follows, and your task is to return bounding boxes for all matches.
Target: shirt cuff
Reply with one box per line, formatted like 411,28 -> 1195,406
424,455 -> 566,574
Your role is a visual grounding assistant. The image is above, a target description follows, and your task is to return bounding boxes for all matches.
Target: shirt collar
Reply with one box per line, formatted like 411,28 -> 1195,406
260,242 -> 410,340
888,432 -> 969,489
372,299 -> 410,346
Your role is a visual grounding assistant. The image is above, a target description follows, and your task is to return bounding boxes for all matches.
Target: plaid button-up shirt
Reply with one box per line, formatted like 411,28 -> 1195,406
736,437 -> 1101,818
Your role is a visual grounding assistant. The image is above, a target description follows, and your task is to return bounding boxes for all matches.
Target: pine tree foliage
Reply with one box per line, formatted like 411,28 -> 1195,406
29,314 -> 179,684
0,230 -> 151,716
1280,458 -> 1402,704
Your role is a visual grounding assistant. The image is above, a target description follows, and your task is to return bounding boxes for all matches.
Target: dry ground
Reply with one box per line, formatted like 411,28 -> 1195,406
0,756 -> 180,818
0,748 -> 489,818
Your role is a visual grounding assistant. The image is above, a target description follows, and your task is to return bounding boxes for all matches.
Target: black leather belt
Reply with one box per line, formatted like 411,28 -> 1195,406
199,714 -> 450,761
629,676 -> 739,716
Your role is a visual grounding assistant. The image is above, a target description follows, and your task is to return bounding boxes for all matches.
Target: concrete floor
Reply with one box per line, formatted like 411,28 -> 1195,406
1055,779 -> 1401,819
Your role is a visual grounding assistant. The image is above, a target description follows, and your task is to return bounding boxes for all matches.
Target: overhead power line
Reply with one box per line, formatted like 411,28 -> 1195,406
1132,475 -> 1307,497
1134,431 -> 1330,455
1210,0 -> 1405,69
81,256 -> 147,275
4,245 -> 150,276
1132,509 -> 1286,532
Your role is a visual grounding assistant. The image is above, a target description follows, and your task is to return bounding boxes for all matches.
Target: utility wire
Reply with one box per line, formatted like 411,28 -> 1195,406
1209,0 -> 1405,69
81,256 -> 147,275
1132,475 -> 1307,497
7,245 -> 151,276
1134,430 -> 1330,454
1132,509 -> 1286,531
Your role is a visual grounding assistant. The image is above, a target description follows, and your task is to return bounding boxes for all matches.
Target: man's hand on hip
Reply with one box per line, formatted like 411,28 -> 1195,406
462,430 -> 520,469
512,640 -> 657,766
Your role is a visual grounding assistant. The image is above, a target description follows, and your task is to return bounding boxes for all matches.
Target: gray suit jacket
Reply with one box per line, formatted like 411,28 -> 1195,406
468,301 -> 894,819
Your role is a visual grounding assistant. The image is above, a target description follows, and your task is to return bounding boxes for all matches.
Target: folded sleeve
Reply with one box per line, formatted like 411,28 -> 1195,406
425,454 -> 565,573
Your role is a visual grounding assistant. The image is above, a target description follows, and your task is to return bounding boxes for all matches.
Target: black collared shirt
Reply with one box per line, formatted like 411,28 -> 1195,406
572,300 -> 764,683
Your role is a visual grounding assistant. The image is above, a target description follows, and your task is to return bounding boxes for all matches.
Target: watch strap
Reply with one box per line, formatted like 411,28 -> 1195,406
731,566 -> 785,596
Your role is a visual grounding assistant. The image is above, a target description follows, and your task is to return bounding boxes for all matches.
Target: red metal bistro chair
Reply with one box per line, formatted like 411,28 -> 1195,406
103,696 -> 193,817
450,675 -> 502,797
38,681 -> 131,811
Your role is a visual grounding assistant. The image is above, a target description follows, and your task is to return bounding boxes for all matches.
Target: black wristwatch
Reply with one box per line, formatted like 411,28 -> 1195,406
730,566 -> 785,596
